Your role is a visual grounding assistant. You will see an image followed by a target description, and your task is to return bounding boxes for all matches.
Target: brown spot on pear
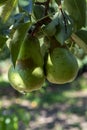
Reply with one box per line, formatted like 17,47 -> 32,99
8,36 -> 45,93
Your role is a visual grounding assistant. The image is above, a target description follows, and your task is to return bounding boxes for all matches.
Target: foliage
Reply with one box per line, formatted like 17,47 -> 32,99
0,106 -> 31,130
0,0 -> 87,92
0,78 -> 87,130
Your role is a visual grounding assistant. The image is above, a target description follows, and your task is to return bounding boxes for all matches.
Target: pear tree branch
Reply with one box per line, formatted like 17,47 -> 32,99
29,16 -> 51,36
29,0 -> 52,36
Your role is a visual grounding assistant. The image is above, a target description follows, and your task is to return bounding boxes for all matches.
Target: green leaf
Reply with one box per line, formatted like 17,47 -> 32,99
76,28 -> 87,44
1,0 -> 18,23
63,0 -> 86,30
55,13 -> 73,45
43,13 -> 59,36
33,5 -> 45,20
0,35 -> 7,49
9,22 -> 31,67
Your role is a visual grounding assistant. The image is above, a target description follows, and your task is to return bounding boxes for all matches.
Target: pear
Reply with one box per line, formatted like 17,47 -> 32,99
45,47 -> 79,84
8,36 -> 45,93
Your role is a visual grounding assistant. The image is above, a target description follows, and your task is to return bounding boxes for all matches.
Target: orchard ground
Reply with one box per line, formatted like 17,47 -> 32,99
0,59 -> 87,130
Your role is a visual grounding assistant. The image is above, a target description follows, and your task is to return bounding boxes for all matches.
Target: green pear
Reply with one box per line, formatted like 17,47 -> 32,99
45,47 -> 79,84
8,36 -> 45,93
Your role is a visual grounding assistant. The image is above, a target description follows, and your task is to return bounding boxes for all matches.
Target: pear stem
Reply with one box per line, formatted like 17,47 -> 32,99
30,16 -> 51,36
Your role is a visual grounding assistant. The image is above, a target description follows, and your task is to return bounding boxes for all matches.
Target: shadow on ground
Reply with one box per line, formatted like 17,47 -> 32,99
0,78 -> 87,130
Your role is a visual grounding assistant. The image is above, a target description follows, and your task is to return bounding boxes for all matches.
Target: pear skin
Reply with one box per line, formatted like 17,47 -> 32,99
8,36 -> 45,93
45,47 -> 79,84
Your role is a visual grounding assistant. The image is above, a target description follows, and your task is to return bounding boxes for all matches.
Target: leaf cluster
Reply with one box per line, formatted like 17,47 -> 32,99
0,0 -> 87,65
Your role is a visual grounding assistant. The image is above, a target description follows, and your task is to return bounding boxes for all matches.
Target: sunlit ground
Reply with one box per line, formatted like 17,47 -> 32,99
0,59 -> 87,130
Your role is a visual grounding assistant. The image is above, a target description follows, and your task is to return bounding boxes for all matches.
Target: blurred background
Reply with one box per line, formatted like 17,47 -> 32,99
0,45 -> 87,130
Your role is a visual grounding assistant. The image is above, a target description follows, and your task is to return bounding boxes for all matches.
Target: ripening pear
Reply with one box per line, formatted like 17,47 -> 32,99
8,36 -> 45,93
45,47 -> 79,84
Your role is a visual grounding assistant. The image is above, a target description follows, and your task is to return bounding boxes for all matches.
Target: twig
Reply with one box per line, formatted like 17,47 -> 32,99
34,16 -> 51,26
60,9 -> 68,33
29,0 -> 51,36
45,0 -> 51,15
30,16 -> 51,36
55,0 -> 67,33
55,0 -> 61,6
